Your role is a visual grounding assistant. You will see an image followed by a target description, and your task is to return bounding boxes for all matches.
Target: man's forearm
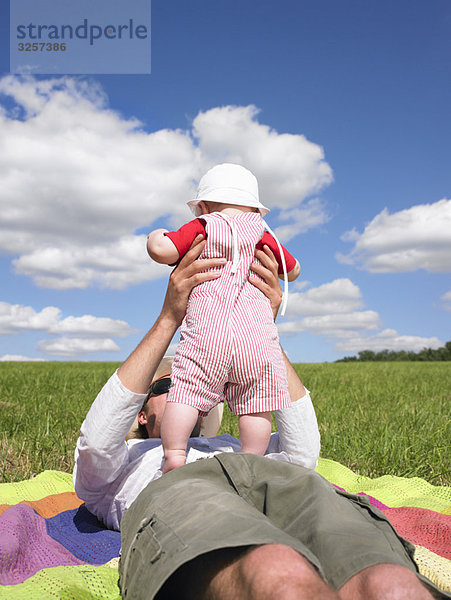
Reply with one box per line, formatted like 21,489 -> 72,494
117,315 -> 177,394
282,348 -> 306,401
273,348 -> 320,468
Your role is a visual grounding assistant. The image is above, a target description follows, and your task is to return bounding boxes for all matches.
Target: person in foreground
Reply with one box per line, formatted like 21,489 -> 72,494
73,237 -> 443,600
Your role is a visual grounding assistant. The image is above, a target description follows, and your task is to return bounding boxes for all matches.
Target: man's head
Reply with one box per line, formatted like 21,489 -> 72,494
127,357 -> 201,440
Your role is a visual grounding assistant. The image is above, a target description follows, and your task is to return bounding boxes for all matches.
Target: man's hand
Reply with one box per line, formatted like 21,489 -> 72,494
249,245 -> 283,320
160,235 -> 226,327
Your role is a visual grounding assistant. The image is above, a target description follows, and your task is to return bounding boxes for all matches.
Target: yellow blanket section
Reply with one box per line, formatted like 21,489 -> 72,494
316,458 -> 451,513
0,565 -> 121,600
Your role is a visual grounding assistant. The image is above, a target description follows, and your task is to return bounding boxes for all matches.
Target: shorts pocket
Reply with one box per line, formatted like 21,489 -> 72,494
137,515 -> 163,564
121,512 -> 189,591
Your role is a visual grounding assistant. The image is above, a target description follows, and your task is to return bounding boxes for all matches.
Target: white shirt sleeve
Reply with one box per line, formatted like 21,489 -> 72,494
73,370 -> 147,496
266,389 -> 321,469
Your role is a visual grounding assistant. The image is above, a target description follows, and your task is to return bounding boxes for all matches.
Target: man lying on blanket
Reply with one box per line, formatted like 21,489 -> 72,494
73,236 -> 445,600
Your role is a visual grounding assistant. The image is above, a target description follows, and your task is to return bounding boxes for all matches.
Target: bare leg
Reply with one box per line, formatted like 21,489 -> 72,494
239,412 -> 272,455
157,543 -> 338,600
160,403 -> 199,473
339,563 -> 435,600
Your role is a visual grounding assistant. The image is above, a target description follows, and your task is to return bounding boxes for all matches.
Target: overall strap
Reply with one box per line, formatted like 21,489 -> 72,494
262,220 -> 288,317
215,213 -> 240,274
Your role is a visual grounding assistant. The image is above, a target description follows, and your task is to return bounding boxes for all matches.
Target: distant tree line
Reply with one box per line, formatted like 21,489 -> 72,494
337,341 -> 451,362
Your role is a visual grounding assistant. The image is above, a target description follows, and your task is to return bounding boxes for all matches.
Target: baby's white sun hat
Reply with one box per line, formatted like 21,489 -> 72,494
187,163 -> 270,217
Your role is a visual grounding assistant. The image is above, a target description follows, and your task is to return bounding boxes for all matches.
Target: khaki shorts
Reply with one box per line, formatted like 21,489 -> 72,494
119,453 -> 446,599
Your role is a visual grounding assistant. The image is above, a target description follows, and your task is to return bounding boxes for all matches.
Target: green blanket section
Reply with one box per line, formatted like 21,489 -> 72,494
0,566 -> 121,600
0,471 -> 74,505
316,458 -> 451,513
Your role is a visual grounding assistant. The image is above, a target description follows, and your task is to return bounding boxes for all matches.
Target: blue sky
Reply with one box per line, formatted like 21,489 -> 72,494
0,0 -> 450,363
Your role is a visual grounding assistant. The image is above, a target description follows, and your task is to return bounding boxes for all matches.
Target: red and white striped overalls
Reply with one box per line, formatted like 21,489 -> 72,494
167,212 -> 290,416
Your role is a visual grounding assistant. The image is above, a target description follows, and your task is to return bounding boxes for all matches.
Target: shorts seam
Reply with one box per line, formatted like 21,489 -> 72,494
343,493 -> 417,563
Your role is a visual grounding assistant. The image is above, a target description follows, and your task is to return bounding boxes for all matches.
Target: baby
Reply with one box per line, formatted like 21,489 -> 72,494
147,164 -> 301,473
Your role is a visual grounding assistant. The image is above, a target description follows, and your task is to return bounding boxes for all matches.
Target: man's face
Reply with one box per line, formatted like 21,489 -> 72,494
138,372 -> 202,439
137,373 -> 171,438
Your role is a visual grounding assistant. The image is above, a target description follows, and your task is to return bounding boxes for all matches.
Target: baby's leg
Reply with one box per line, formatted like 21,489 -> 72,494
239,412 -> 272,455
161,403 -> 200,474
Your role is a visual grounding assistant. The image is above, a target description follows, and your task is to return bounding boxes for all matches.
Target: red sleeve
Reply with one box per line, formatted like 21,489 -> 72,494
256,231 -> 297,275
163,218 -> 206,264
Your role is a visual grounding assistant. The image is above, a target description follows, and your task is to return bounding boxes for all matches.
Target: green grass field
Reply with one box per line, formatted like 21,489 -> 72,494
0,361 -> 449,485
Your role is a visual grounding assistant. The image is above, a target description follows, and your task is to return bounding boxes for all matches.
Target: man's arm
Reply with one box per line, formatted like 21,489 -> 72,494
74,236 -> 226,496
283,349 -> 306,401
250,246 -> 320,467
274,349 -> 321,468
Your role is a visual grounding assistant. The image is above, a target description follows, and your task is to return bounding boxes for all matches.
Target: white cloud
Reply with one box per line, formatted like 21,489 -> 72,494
13,236 -> 167,290
278,278 -> 381,339
279,277 -> 445,356
0,354 -> 45,361
50,315 -> 134,337
0,303 -> 60,334
278,311 -> 380,338
285,278 -> 364,317
0,76 -> 332,289
439,291 -> 451,312
274,198 -> 331,243
192,105 -> 333,211
335,329 -> 444,354
293,280 -> 311,291
337,199 -> 451,273
0,301 -> 135,337
37,337 -> 120,357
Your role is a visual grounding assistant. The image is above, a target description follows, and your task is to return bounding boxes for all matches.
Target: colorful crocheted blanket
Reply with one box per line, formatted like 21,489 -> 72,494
0,460 -> 450,599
